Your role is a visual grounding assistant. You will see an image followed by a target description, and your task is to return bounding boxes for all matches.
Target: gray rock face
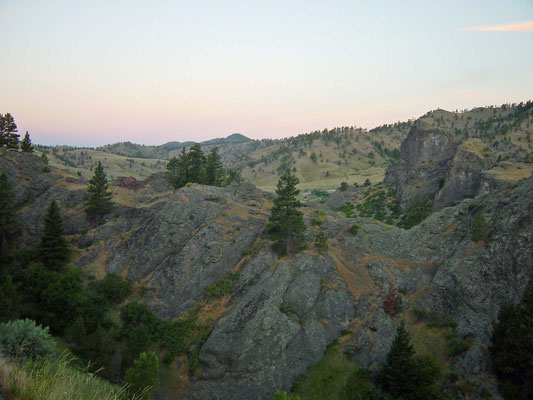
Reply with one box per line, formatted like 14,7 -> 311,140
385,125 -> 457,210
104,184 -> 270,318
385,125 -> 515,212
325,186 -> 363,209
187,253 -> 355,400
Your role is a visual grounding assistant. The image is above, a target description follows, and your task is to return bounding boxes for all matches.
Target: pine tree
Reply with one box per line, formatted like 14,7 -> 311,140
0,172 -> 17,252
39,200 -> 69,271
378,320 -> 440,399
85,161 -> 113,224
187,144 -> 206,184
0,113 -> 20,149
314,231 -> 328,253
165,157 -> 182,189
378,320 -> 417,397
41,153 -> 49,164
124,351 -> 160,400
267,171 -> 306,255
20,131 -> 34,152
489,286 -> 533,399
205,147 -> 224,186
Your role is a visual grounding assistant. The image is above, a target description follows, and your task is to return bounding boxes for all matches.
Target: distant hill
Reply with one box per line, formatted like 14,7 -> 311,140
40,101 -> 533,192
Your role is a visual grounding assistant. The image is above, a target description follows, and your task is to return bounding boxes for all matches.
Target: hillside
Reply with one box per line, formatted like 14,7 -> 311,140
40,102 -> 533,194
2,100 -> 532,399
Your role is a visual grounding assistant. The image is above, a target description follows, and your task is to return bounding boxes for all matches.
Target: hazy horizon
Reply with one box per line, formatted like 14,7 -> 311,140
1,1 -> 532,147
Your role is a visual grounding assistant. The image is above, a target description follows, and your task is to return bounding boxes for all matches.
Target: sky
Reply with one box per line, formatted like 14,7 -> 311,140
0,1 -> 532,147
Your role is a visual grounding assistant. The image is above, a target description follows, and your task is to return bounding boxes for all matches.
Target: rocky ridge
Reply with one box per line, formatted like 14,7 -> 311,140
3,135 -> 533,399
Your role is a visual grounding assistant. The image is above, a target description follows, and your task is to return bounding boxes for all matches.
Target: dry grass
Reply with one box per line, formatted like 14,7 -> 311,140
486,163 -> 533,181
0,354 -> 144,400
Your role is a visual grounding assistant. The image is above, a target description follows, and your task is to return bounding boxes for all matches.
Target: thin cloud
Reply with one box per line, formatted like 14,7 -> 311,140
464,21 -> 533,32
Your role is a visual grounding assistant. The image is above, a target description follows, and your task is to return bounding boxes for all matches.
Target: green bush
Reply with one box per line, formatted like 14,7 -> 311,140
398,197 -> 432,229
98,273 -> 132,305
124,352 -> 159,400
204,272 -> 239,300
0,319 -> 55,360
272,391 -> 301,400
472,212 -> 488,241
412,305 -> 456,328
349,224 -> 360,235
447,336 -> 474,357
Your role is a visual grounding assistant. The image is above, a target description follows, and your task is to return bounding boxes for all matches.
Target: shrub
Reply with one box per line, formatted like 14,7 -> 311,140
339,182 -> 348,192
383,286 -> 399,316
0,319 -> 55,360
398,197 -> 432,229
204,272 -> 239,300
272,391 -> 301,400
412,305 -> 456,328
98,273 -> 132,305
124,352 -> 159,400
349,224 -> 360,235
472,212 -> 488,241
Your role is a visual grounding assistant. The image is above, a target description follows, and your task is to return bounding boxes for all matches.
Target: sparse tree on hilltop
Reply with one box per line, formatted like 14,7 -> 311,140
0,113 -> 20,149
187,144 -> 206,184
267,170 -> 306,255
20,131 -> 34,152
85,161 -> 113,224
206,147 -> 224,186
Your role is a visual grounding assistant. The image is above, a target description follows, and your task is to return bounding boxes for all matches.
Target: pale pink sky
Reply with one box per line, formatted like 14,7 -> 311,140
1,1 -> 532,146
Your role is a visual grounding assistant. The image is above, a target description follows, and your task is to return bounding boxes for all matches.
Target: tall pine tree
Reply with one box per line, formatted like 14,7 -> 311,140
205,147 -> 224,186
39,200 -> 70,271
20,131 -> 34,152
0,172 -> 17,254
377,320 -> 440,399
85,161 -> 113,224
267,170 -> 306,255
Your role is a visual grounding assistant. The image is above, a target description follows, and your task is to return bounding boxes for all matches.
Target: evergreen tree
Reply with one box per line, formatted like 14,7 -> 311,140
20,131 -> 34,152
0,113 -> 20,149
0,172 -> 17,252
267,171 -> 306,255
39,200 -> 69,271
40,153 -> 49,164
0,275 -> 21,322
205,147 -> 224,186
489,286 -> 533,399
314,231 -> 328,253
187,144 -> 206,184
124,351 -> 160,400
377,321 -> 440,399
85,161 -> 113,224
165,157 -> 182,189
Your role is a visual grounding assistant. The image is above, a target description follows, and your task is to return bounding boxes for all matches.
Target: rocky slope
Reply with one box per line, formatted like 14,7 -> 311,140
3,126 -> 533,400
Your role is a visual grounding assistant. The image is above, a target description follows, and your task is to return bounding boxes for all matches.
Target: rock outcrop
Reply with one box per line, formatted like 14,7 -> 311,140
384,125 -> 521,212
4,147 -> 533,400
187,252 -> 354,400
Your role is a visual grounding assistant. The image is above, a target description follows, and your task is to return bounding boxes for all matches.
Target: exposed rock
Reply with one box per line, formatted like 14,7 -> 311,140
186,253 -> 355,400
385,124 -> 457,210
325,186 -> 363,209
